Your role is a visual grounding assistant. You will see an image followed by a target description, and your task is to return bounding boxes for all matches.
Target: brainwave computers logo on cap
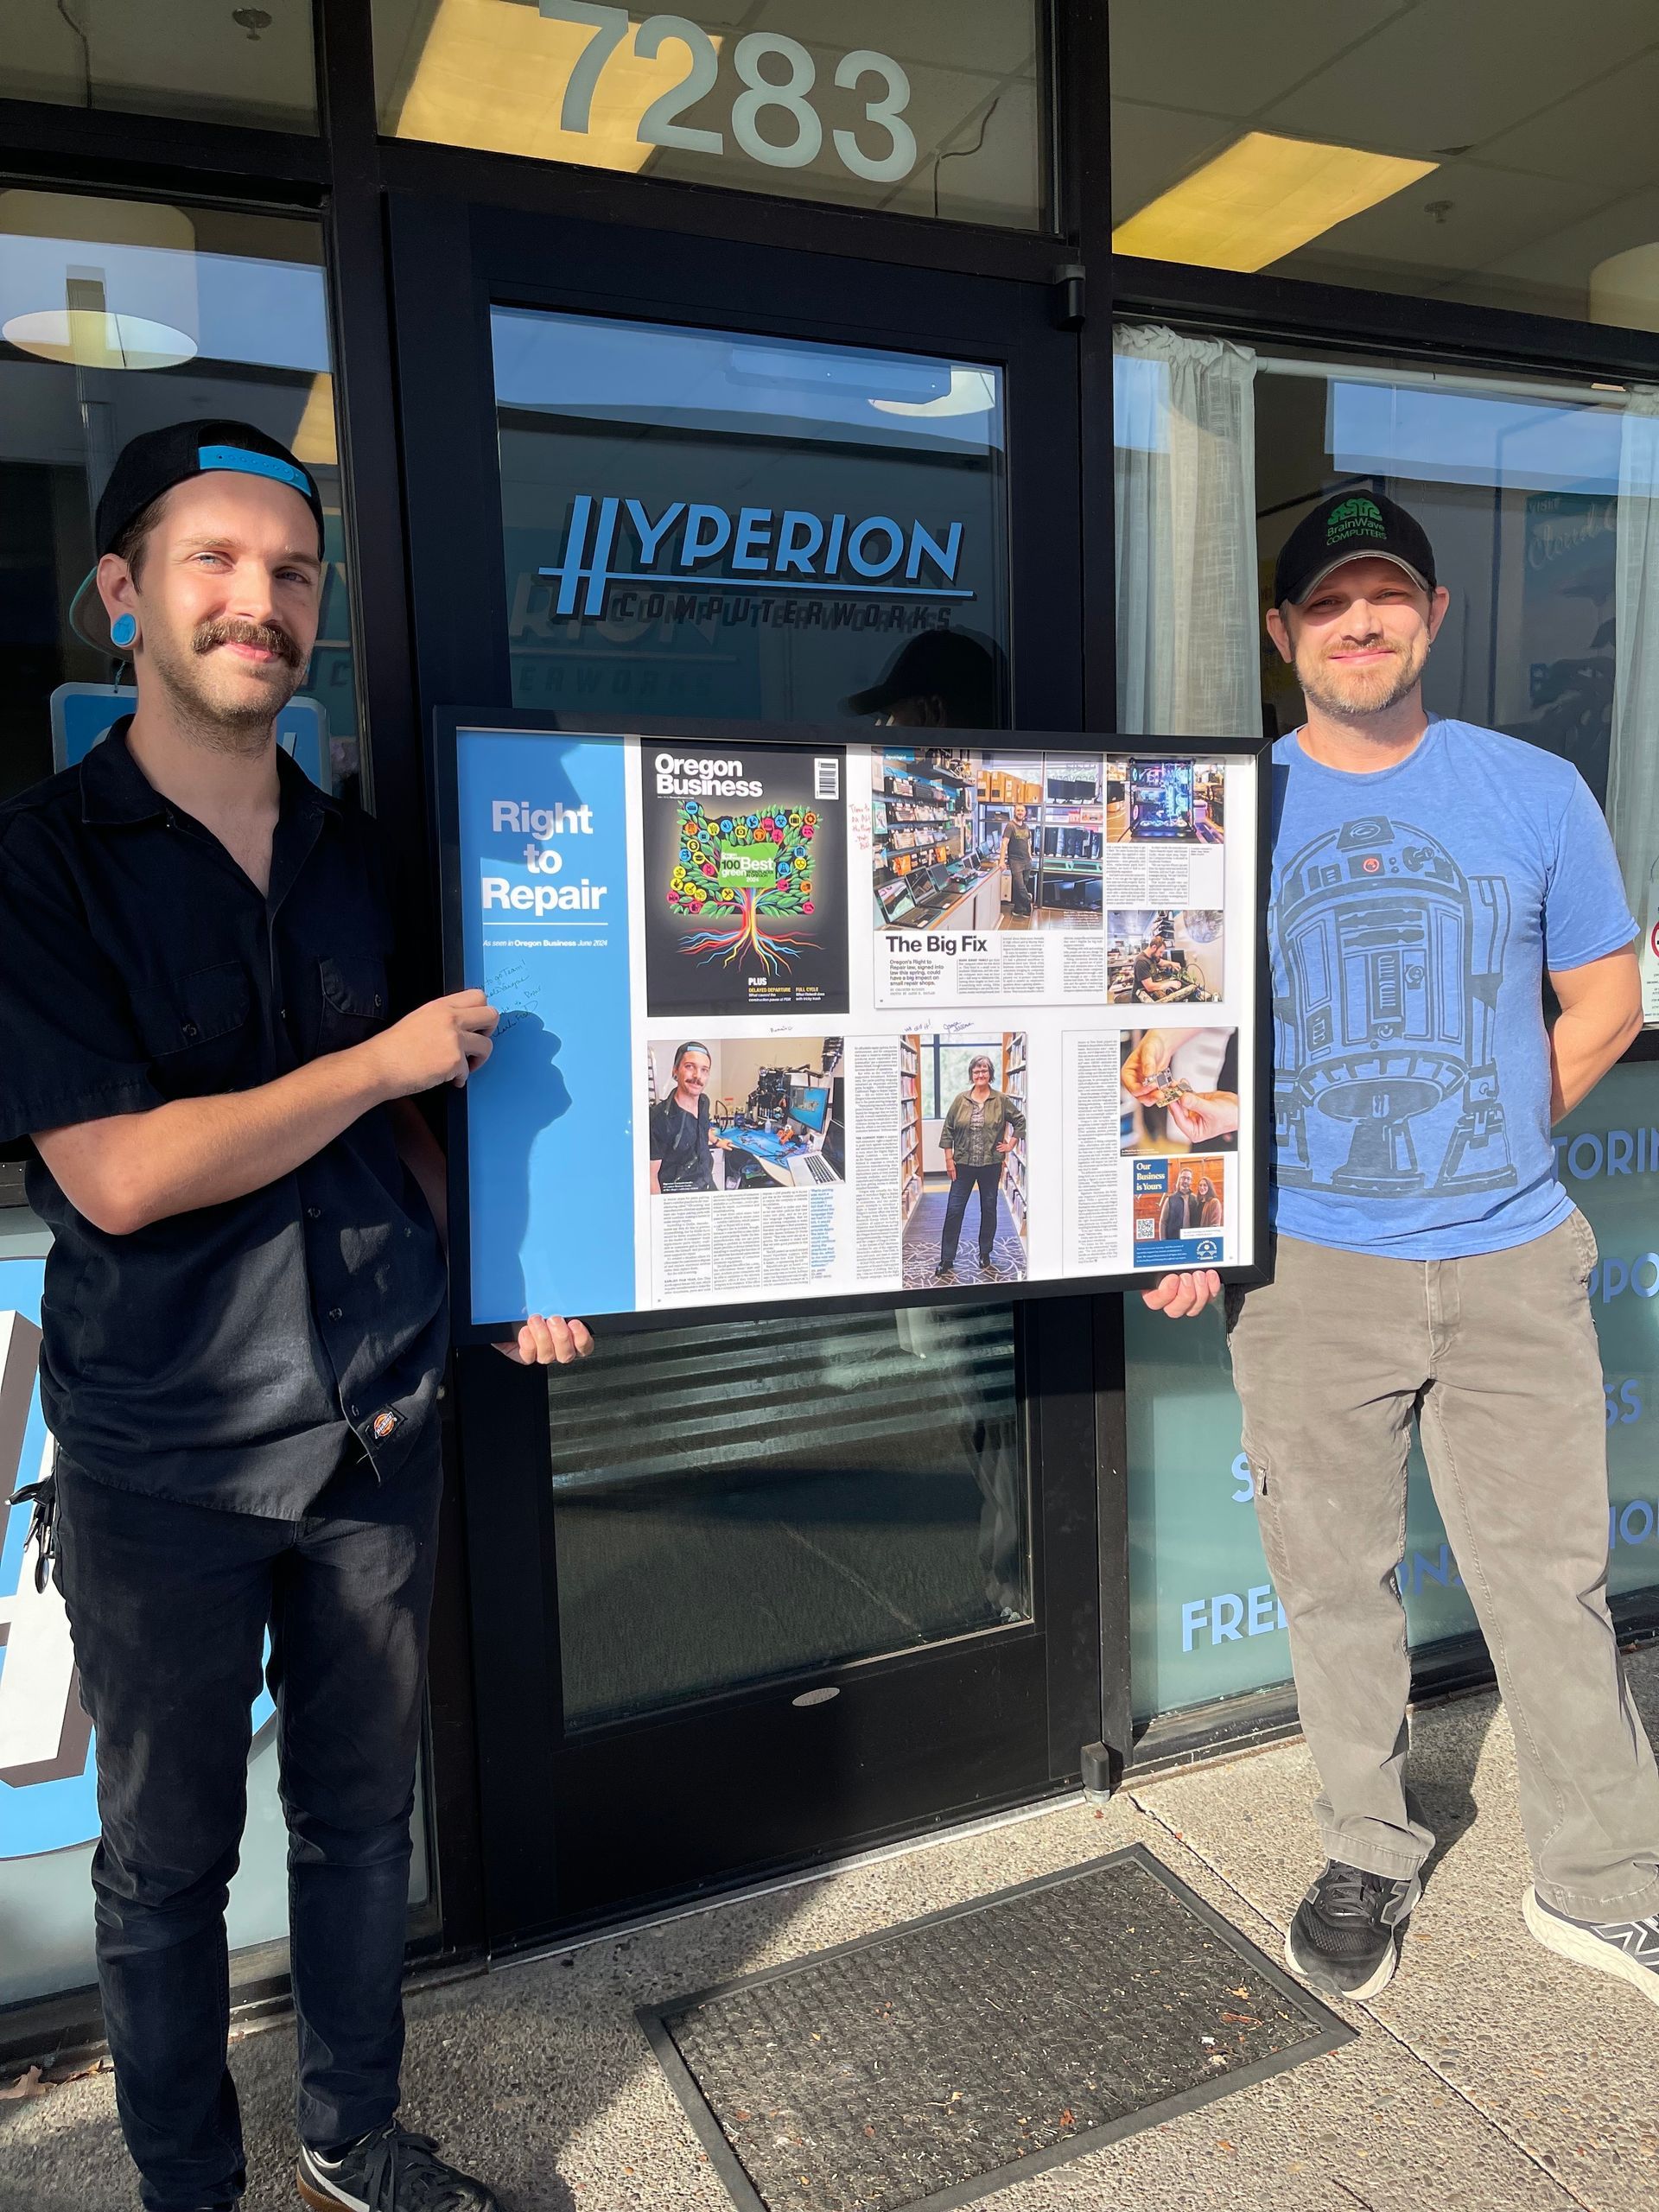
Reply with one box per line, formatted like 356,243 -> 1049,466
1326,495 -> 1385,546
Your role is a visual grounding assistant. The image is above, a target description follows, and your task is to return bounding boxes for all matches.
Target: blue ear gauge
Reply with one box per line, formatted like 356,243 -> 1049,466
111,613 -> 138,650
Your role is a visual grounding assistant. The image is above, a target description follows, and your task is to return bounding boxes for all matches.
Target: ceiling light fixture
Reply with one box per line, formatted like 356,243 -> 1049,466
872,368 -> 998,418
1112,131 -> 1438,274
0,190 -> 199,369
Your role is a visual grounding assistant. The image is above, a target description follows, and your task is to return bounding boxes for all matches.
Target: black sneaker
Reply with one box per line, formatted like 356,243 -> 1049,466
298,2124 -> 502,2210
1285,1859 -> 1420,2000
1524,1886 -> 1659,2005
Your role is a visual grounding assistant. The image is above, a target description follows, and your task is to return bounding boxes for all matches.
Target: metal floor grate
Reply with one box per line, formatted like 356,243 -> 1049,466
641,1845 -> 1354,2212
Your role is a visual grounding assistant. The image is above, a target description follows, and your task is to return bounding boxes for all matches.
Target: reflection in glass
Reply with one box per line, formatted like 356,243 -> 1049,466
492,308 -> 1009,724
0,189 -> 358,809
1254,358 -> 1632,804
1109,1 -> 1659,329
375,0 -> 1043,230
548,1303 -> 1027,1729
3,1 -> 316,132
1113,328 -> 1643,810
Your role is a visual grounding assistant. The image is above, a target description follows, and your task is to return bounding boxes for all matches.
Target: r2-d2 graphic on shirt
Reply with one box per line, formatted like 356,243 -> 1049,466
1273,816 -> 1516,1196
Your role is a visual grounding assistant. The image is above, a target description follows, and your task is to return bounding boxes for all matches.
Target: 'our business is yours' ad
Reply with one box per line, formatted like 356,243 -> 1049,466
451,727 -> 1260,1330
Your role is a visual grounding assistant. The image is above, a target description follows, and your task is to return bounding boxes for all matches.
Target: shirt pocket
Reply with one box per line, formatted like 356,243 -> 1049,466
132,960 -> 251,1096
317,952 -> 391,1051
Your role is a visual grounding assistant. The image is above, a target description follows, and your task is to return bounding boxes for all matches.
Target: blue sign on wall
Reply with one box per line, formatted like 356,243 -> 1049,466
0,1256 -> 99,1859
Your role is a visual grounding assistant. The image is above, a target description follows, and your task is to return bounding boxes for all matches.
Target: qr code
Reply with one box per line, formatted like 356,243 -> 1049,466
814,757 -> 840,801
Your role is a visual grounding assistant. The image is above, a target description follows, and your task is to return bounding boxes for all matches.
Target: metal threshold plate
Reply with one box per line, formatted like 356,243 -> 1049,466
640,1844 -> 1354,2212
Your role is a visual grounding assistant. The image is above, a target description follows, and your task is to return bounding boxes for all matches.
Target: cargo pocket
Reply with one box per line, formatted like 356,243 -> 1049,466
318,952 -> 391,1050
1242,1437 -> 1292,1595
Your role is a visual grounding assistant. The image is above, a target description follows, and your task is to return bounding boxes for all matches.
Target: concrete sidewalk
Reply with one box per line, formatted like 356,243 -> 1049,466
9,1650 -> 1659,2212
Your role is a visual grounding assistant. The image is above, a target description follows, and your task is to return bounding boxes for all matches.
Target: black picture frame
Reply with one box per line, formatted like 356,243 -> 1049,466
430,706 -> 1273,1342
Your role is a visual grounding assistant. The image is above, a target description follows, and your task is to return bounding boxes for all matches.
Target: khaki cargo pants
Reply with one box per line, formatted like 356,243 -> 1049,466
1227,1216 -> 1659,1920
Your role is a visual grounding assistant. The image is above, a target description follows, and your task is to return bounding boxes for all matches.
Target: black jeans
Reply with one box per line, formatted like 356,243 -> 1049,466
52,1439 -> 442,2212
940,1161 -> 1004,1268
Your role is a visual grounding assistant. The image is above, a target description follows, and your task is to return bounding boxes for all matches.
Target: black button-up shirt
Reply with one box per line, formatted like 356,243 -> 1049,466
0,722 -> 448,1516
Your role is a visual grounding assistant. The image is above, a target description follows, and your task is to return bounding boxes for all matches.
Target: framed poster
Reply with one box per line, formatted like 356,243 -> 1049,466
433,713 -> 1270,1337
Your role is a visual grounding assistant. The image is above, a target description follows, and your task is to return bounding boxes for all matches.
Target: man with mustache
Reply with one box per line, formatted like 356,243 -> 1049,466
0,423 -> 589,2212
1144,491 -> 1659,2012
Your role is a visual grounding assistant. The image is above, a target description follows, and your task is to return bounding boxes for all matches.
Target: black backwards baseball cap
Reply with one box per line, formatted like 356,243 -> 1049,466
845,627 -> 1006,728
1273,490 -> 1437,610
70,418 -> 325,654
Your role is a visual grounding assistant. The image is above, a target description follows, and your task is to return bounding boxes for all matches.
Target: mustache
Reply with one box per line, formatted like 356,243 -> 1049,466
192,616 -> 303,669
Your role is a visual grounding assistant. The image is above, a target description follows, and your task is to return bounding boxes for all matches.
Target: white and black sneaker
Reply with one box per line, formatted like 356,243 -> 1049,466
1524,1887 -> 1659,2005
1285,1859 -> 1421,2001
297,2124 -> 502,2210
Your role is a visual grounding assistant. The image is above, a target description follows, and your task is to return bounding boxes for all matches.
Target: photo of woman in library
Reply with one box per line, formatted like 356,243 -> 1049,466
898,1036 -> 1029,1287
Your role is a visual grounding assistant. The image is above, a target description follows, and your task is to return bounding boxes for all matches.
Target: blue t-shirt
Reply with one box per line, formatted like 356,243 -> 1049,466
1268,720 -> 1633,1259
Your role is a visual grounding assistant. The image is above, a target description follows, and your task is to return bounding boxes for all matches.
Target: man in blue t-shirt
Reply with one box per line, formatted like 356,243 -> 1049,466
1145,490 -> 1659,2010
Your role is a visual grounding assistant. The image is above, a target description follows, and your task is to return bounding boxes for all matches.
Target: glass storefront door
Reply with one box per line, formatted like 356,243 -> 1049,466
388,197 -> 1104,1942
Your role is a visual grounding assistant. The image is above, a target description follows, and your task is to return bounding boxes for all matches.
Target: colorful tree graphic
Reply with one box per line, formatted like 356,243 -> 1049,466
667,801 -> 821,976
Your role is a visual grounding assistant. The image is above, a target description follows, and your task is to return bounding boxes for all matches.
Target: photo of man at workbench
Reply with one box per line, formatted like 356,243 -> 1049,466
645,1039 -> 845,1194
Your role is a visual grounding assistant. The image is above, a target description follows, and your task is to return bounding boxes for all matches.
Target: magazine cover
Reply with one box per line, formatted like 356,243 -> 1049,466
642,741 -> 849,1018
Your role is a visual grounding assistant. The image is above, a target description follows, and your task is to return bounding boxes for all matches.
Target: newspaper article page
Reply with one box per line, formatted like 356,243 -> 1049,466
870,747 -> 1109,1007
454,726 -> 1259,1325
643,1035 -> 850,1306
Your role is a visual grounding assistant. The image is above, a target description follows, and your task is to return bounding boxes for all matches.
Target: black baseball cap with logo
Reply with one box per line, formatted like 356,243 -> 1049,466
70,417 -> 325,653
1272,490 -> 1438,610
845,627 -> 1005,728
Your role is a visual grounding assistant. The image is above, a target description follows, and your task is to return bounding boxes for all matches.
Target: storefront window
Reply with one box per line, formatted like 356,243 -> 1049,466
1128,1065 -> 1659,1720
375,0 -> 1046,229
493,307 -> 1009,722
3,1 -> 316,132
1116,325 -> 1659,1719
0,191 -> 383,2004
1109,0 -> 1659,331
0,1252 -> 431,2007
1115,327 -> 1659,947
0,189 -> 359,814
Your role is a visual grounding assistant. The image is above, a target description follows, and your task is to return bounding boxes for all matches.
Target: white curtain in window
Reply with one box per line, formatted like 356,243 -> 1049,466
1607,390 -> 1659,915
1114,325 -> 1262,739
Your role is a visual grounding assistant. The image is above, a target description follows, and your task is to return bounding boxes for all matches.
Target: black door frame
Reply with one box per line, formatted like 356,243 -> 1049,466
385,188 -> 1127,1948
